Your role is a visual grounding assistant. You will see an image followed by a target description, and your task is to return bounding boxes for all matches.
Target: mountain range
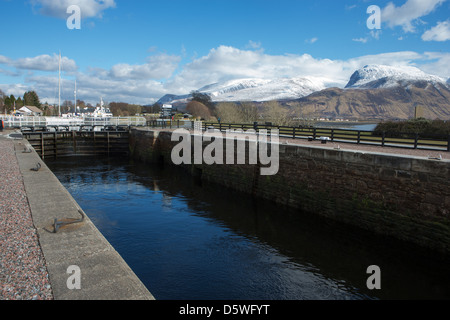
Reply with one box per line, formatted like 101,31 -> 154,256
156,65 -> 450,120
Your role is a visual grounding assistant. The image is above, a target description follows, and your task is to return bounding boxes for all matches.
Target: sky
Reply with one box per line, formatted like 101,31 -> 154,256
0,0 -> 449,106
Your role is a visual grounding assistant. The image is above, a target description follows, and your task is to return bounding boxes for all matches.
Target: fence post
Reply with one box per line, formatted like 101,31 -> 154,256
414,133 -> 419,149
293,127 -> 296,139
41,133 -> 44,159
382,131 -> 385,147
448,135 -> 450,152
330,129 -> 334,142
313,128 -> 317,140
357,131 -> 361,144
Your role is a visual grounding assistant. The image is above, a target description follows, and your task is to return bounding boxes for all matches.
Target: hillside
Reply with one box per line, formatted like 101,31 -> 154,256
156,64 -> 450,120
290,82 -> 450,120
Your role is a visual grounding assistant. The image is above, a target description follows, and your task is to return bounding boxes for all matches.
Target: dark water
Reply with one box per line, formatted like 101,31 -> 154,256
45,156 -> 450,300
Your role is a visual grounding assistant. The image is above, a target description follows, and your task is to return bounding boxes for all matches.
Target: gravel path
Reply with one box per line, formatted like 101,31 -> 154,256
0,135 -> 53,300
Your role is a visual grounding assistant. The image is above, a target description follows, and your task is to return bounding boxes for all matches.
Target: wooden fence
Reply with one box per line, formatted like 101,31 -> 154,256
202,122 -> 450,152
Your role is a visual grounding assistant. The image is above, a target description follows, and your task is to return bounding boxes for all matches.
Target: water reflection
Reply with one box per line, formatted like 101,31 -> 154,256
46,156 -> 450,300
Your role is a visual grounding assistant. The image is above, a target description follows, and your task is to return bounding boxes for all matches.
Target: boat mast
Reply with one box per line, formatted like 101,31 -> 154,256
58,51 -> 61,117
74,79 -> 77,115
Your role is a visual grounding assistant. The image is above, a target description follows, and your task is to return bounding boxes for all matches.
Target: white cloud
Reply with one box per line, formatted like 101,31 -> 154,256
418,52 -> 450,76
0,53 -> 77,73
422,20 -> 450,41
163,46 -> 434,94
30,0 -> 116,19
13,54 -> 77,72
2,47 -> 449,105
109,54 -> 181,80
245,40 -> 263,50
305,37 -> 318,44
353,37 -> 368,43
381,0 -> 447,32
0,55 -> 12,64
370,30 -> 382,39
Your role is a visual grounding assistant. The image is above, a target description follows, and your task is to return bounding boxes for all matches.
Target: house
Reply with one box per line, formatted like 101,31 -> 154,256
19,106 -> 44,116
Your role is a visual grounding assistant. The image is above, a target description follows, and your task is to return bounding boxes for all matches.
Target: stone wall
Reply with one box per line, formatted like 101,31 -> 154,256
129,128 -> 450,255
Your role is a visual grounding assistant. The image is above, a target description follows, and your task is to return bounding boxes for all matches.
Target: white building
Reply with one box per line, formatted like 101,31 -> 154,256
19,106 -> 44,116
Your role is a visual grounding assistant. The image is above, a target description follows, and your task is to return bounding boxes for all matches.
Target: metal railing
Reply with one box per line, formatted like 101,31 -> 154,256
202,122 -> 450,152
1,116 -> 48,128
0,116 -> 147,128
146,119 -> 195,129
83,116 -> 147,127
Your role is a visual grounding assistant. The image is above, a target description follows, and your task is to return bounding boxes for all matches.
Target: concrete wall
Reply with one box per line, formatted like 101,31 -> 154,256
130,128 -> 450,255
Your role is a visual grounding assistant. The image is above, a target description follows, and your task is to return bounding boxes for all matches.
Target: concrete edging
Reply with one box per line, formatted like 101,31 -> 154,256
13,137 -> 154,300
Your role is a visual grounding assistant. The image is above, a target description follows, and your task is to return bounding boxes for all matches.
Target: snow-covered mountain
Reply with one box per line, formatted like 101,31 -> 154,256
298,65 -> 450,120
345,65 -> 447,89
156,65 -> 448,106
199,77 -> 327,102
157,77 -> 328,105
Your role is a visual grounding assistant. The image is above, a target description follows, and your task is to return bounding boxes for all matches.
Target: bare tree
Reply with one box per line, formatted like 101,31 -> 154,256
215,102 -> 258,123
261,101 -> 295,126
186,101 -> 213,120
215,102 -> 241,123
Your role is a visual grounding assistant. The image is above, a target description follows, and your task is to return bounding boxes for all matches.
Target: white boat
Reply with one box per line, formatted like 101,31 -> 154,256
88,98 -> 113,118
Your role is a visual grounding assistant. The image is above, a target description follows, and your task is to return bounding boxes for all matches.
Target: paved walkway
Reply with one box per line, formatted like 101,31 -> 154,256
147,127 -> 449,160
1,129 -> 154,300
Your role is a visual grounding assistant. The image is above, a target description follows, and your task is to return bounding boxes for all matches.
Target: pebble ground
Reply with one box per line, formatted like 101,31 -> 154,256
0,134 -> 53,300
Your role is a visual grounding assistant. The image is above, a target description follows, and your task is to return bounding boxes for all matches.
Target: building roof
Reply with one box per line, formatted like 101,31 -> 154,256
20,106 -> 43,113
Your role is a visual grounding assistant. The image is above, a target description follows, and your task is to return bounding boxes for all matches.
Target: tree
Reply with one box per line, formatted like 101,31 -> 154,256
15,97 -> 24,109
76,99 -> 86,110
23,91 -> 41,107
186,101 -> 212,120
109,102 -> 142,116
62,100 -> 74,113
191,91 -> 212,105
261,101 -> 294,126
4,94 -> 16,113
191,91 -> 214,113
239,102 -> 258,123
0,89 -> 5,114
215,102 -> 240,123
145,103 -> 161,114
215,102 -> 258,123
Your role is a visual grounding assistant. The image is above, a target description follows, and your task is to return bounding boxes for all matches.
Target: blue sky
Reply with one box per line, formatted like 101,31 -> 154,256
0,0 -> 449,105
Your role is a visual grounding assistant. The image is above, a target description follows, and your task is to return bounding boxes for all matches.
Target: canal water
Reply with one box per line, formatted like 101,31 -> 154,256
45,156 -> 450,300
